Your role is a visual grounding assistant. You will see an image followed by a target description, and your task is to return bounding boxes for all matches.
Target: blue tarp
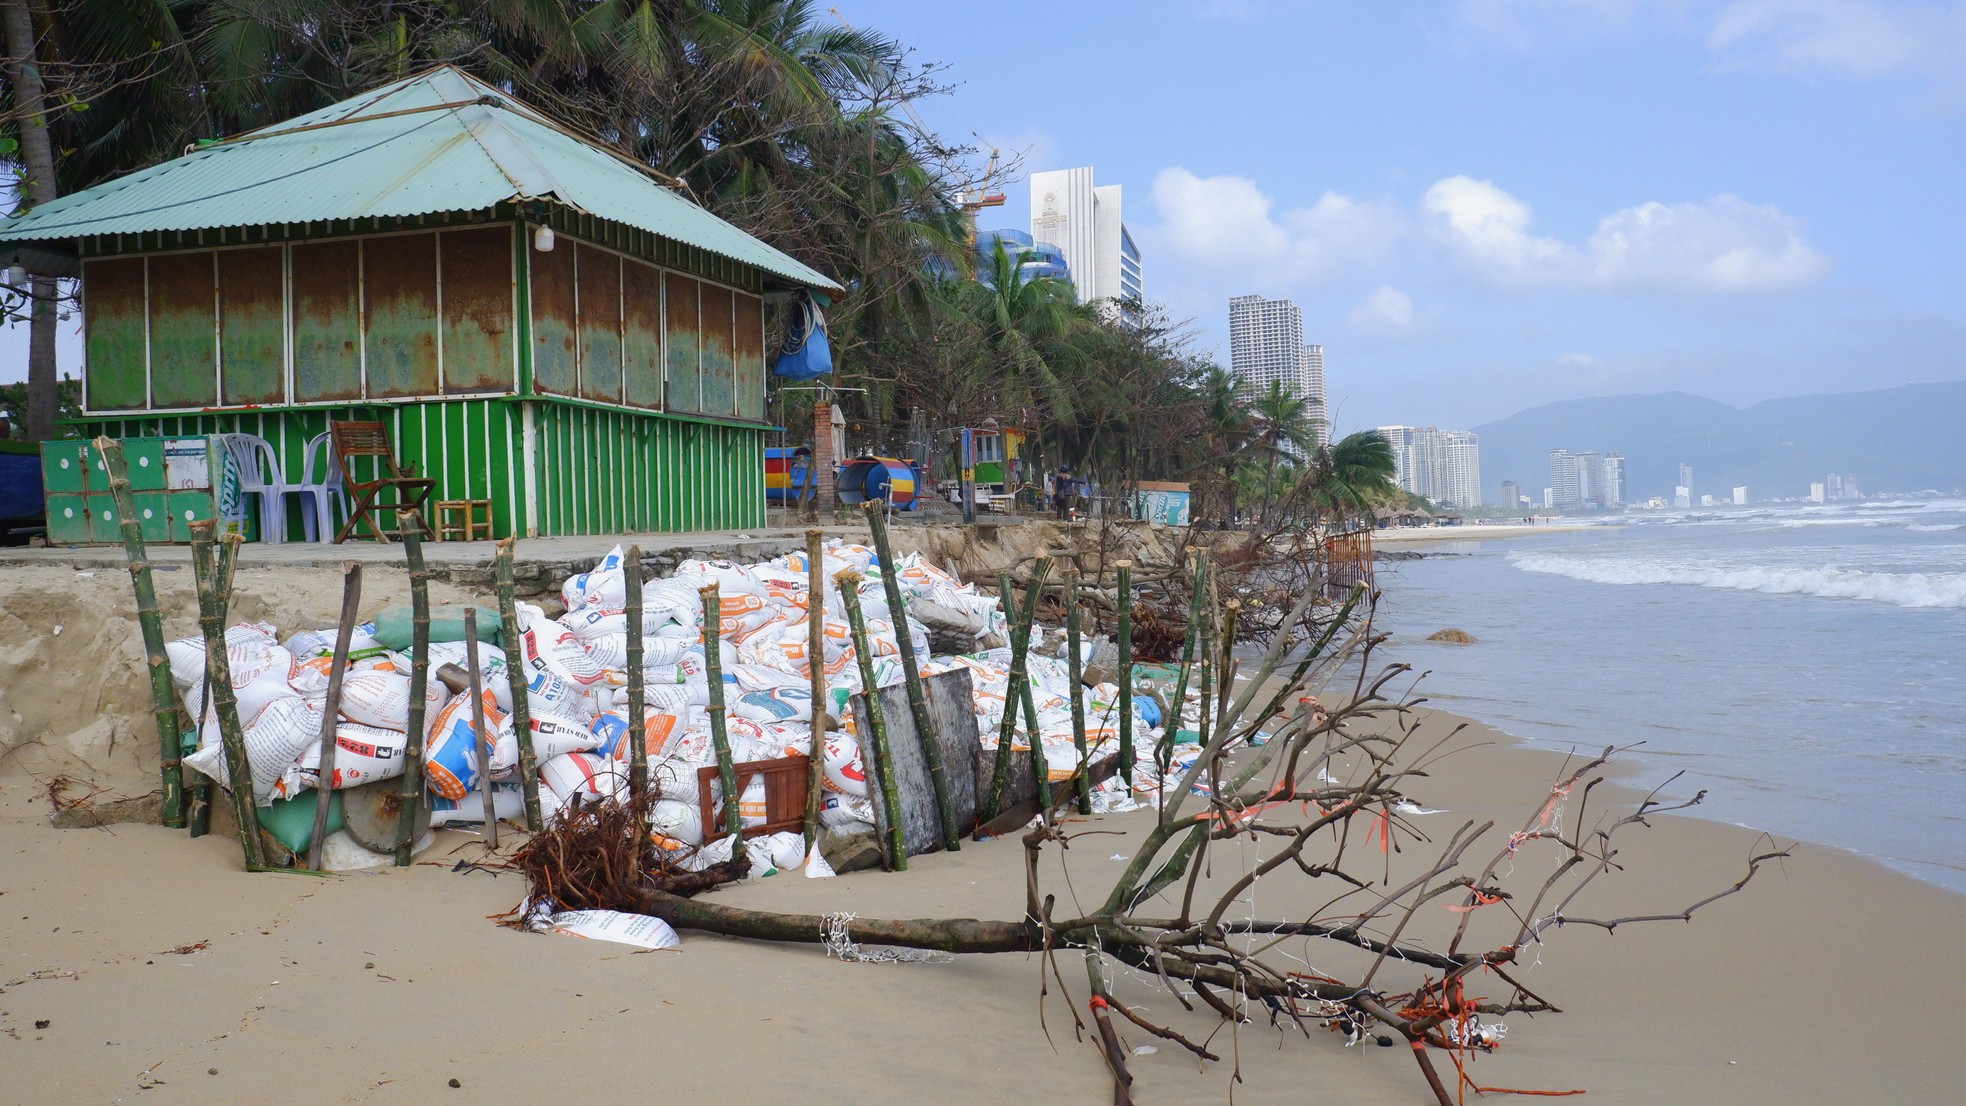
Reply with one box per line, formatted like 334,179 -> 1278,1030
0,446 -> 43,520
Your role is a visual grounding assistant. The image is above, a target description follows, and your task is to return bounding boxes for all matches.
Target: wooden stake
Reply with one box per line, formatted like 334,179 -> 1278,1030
188,520 -> 262,870
92,437 -> 184,828
393,512 -> 430,865
190,532 -> 242,839
983,560 -> 1050,823
801,529 -> 827,848
305,562 -> 362,871
1066,571 -> 1091,814
1158,554 -> 1208,795
864,502 -> 960,851
492,537 -> 541,832
697,583 -> 746,866
836,571 -> 905,870
463,607 -> 498,849
1116,560 -> 1134,788
624,545 -> 647,804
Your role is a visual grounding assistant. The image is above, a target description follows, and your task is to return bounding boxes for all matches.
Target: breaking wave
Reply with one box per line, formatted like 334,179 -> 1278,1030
1909,524 -> 1964,533
1509,553 -> 1966,609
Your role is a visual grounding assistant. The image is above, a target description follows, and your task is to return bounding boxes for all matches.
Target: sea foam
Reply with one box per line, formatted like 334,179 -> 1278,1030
1509,553 -> 1966,609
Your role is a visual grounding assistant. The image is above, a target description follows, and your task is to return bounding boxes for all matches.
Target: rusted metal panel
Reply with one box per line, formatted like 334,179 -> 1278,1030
361,232 -> 440,398
147,251 -> 218,409
217,246 -> 286,405
82,257 -> 148,410
622,257 -> 663,409
664,271 -> 700,413
576,244 -> 623,404
439,226 -> 516,394
528,237 -> 576,395
291,239 -> 363,402
698,281 -> 734,419
732,290 -> 764,422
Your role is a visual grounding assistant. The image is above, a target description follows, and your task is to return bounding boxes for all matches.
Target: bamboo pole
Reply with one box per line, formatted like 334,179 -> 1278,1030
393,512 -> 430,865
983,560 -> 1051,823
492,537 -> 541,832
1158,553 -> 1208,789
624,545 -> 647,804
190,533 -> 242,839
1116,560 -> 1134,788
864,502 -> 959,851
93,437 -> 186,828
1020,664 -> 1051,814
836,571 -> 904,870
188,521 -> 262,870
305,563 -> 362,871
697,583 -> 746,867
1066,571 -> 1090,814
801,529 -> 827,848
463,608 -> 498,849
1215,599 -> 1240,738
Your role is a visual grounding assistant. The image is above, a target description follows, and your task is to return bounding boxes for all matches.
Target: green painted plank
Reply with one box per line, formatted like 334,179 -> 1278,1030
218,246 -> 286,405
147,251 -> 218,409
81,257 -> 148,410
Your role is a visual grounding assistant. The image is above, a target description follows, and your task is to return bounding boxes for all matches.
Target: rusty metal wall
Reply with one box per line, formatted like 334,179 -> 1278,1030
439,225 -> 516,393
733,290 -> 764,422
217,246 -> 286,405
664,270 -> 701,413
146,251 -> 217,409
528,238 -> 577,395
697,281 -> 734,419
622,258 -> 663,409
361,232 -> 440,398
81,257 -> 147,410
291,239 -> 364,402
576,243 -> 623,404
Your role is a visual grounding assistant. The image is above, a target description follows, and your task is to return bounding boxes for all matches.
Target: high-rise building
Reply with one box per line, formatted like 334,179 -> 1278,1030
1030,168 -> 1143,327
1232,295 -> 1327,446
1843,475 -> 1859,500
1548,449 -> 1579,510
1500,480 -> 1522,509
1601,454 -> 1625,507
1573,451 -> 1600,507
973,228 -> 1071,286
1809,482 -> 1826,503
1826,473 -> 1844,501
1732,485 -> 1748,505
1379,425 -> 1480,508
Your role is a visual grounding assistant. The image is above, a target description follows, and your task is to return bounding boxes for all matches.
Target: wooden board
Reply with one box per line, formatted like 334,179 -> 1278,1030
854,668 -> 980,859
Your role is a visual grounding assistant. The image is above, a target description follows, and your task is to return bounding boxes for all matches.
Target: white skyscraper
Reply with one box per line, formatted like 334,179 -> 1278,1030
1231,295 -> 1328,446
1378,425 -> 1480,508
1030,168 -> 1143,326
1601,454 -> 1625,507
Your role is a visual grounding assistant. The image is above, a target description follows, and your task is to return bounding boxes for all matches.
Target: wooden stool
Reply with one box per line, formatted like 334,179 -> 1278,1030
434,499 -> 491,542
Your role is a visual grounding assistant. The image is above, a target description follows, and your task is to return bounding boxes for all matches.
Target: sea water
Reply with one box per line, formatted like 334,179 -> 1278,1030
1368,499 -> 1966,894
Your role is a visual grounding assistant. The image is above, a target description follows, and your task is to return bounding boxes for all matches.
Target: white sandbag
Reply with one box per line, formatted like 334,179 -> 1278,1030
182,695 -> 326,804
648,797 -> 705,848
329,670 -> 412,731
558,605 -> 672,643
730,686 -> 812,724
284,722 -> 410,793
757,830 -> 806,870
490,710 -> 602,776
514,602 -> 611,688
588,708 -> 689,768
428,782 -> 526,827
562,545 -> 632,611
538,751 -> 627,816
819,732 -> 867,797
545,909 -> 681,950
422,690 -> 508,800
818,791 -> 875,829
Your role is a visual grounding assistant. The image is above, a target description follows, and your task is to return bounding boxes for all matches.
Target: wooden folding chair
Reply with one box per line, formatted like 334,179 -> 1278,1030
329,421 -> 436,543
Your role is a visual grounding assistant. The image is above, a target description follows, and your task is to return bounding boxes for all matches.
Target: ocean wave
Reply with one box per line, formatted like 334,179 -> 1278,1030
1909,524 -> 1965,532
1509,553 -> 1966,609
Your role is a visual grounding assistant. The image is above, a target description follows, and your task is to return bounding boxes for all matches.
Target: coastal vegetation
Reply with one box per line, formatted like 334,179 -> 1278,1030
1,0 -> 1405,520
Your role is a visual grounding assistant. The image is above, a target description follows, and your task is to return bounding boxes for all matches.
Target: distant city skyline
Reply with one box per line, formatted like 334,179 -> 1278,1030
1229,294 -> 1329,448
1381,424 -> 1481,509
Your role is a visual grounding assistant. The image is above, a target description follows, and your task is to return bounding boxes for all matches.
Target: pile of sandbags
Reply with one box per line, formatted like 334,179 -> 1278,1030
169,540 -> 1207,865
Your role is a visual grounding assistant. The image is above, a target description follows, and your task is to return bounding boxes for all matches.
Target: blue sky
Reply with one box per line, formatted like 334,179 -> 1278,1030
6,1 -> 1962,434
836,0 -> 1966,432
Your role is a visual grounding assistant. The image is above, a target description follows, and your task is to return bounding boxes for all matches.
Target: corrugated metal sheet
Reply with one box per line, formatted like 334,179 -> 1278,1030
0,66 -> 838,293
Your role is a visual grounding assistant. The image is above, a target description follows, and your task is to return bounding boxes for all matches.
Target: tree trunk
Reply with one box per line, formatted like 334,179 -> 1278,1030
631,889 -> 1037,954
2,0 -> 61,441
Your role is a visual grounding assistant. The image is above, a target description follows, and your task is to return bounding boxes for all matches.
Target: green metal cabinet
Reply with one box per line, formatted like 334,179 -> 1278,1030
45,494 -> 90,544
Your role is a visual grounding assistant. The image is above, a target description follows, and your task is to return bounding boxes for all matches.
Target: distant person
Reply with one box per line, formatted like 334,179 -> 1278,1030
1053,467 -> 1076,521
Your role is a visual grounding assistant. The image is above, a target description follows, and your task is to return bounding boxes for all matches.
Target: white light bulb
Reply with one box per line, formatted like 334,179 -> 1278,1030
533,225 -> 555,252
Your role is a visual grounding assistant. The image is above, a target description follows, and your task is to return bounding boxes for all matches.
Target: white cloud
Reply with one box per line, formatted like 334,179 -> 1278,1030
1149,168 -> 1404,284
1349,286 -> 1418,334
1708,0 -> 1965,79
1455,0 -> 1689,46
1423,176 -> 1825,292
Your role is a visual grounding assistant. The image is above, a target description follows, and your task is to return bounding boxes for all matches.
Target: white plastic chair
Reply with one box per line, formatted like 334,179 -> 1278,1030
214,433 -> 288,544
287,431 -> 347,543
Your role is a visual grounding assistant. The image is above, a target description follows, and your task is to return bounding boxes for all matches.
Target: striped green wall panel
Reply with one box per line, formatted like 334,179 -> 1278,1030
527,401 -> 763,536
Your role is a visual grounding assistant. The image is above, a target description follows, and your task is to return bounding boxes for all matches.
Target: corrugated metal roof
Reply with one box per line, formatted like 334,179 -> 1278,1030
0,67 -> 838,291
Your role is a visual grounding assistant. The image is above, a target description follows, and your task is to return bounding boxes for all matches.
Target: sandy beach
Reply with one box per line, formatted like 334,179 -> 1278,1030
3,561 -> 1962,1105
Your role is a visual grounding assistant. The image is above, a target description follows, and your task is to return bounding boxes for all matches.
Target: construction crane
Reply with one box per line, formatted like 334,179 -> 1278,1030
830,7 -> 1003,245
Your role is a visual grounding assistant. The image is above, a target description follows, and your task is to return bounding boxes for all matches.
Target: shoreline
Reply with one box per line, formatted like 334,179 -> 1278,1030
1372,522 -> 1603,544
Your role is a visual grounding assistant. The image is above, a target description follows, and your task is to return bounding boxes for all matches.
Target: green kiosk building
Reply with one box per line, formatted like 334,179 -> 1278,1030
0,66 -> 838,542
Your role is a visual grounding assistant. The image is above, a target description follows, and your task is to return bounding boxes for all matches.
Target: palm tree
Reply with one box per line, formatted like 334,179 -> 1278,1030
1302,430 -> 1399,525
1247,380 -> 1320,524
1190,365 -> 1252,525
956,239 -> 1084,420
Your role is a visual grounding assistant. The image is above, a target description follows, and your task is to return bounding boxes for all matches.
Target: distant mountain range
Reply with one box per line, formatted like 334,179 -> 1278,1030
1472,381 -> 1966,504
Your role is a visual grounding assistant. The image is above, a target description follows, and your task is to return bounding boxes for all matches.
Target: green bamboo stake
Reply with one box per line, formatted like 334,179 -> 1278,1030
1066,571 -> 1090,814
1158,553 -> 1208,784
188,521 -> 262,870
393,511 -> 431,865
492,537 -> 541,832
1215,598 -> 1240,739
1021,663 -> 1052,815
982,559 -> 1051,822
624,544 -> 647,805
92,437 -> 185,828
306,562 -> 362,871
864,502 -> 960,851
697,583 -> 746,867
191,532 -> 242,839
801,529 -> 827,849
463,608 -> 499,848
1116,559 -> 1135,788
835,571 -> 905,870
